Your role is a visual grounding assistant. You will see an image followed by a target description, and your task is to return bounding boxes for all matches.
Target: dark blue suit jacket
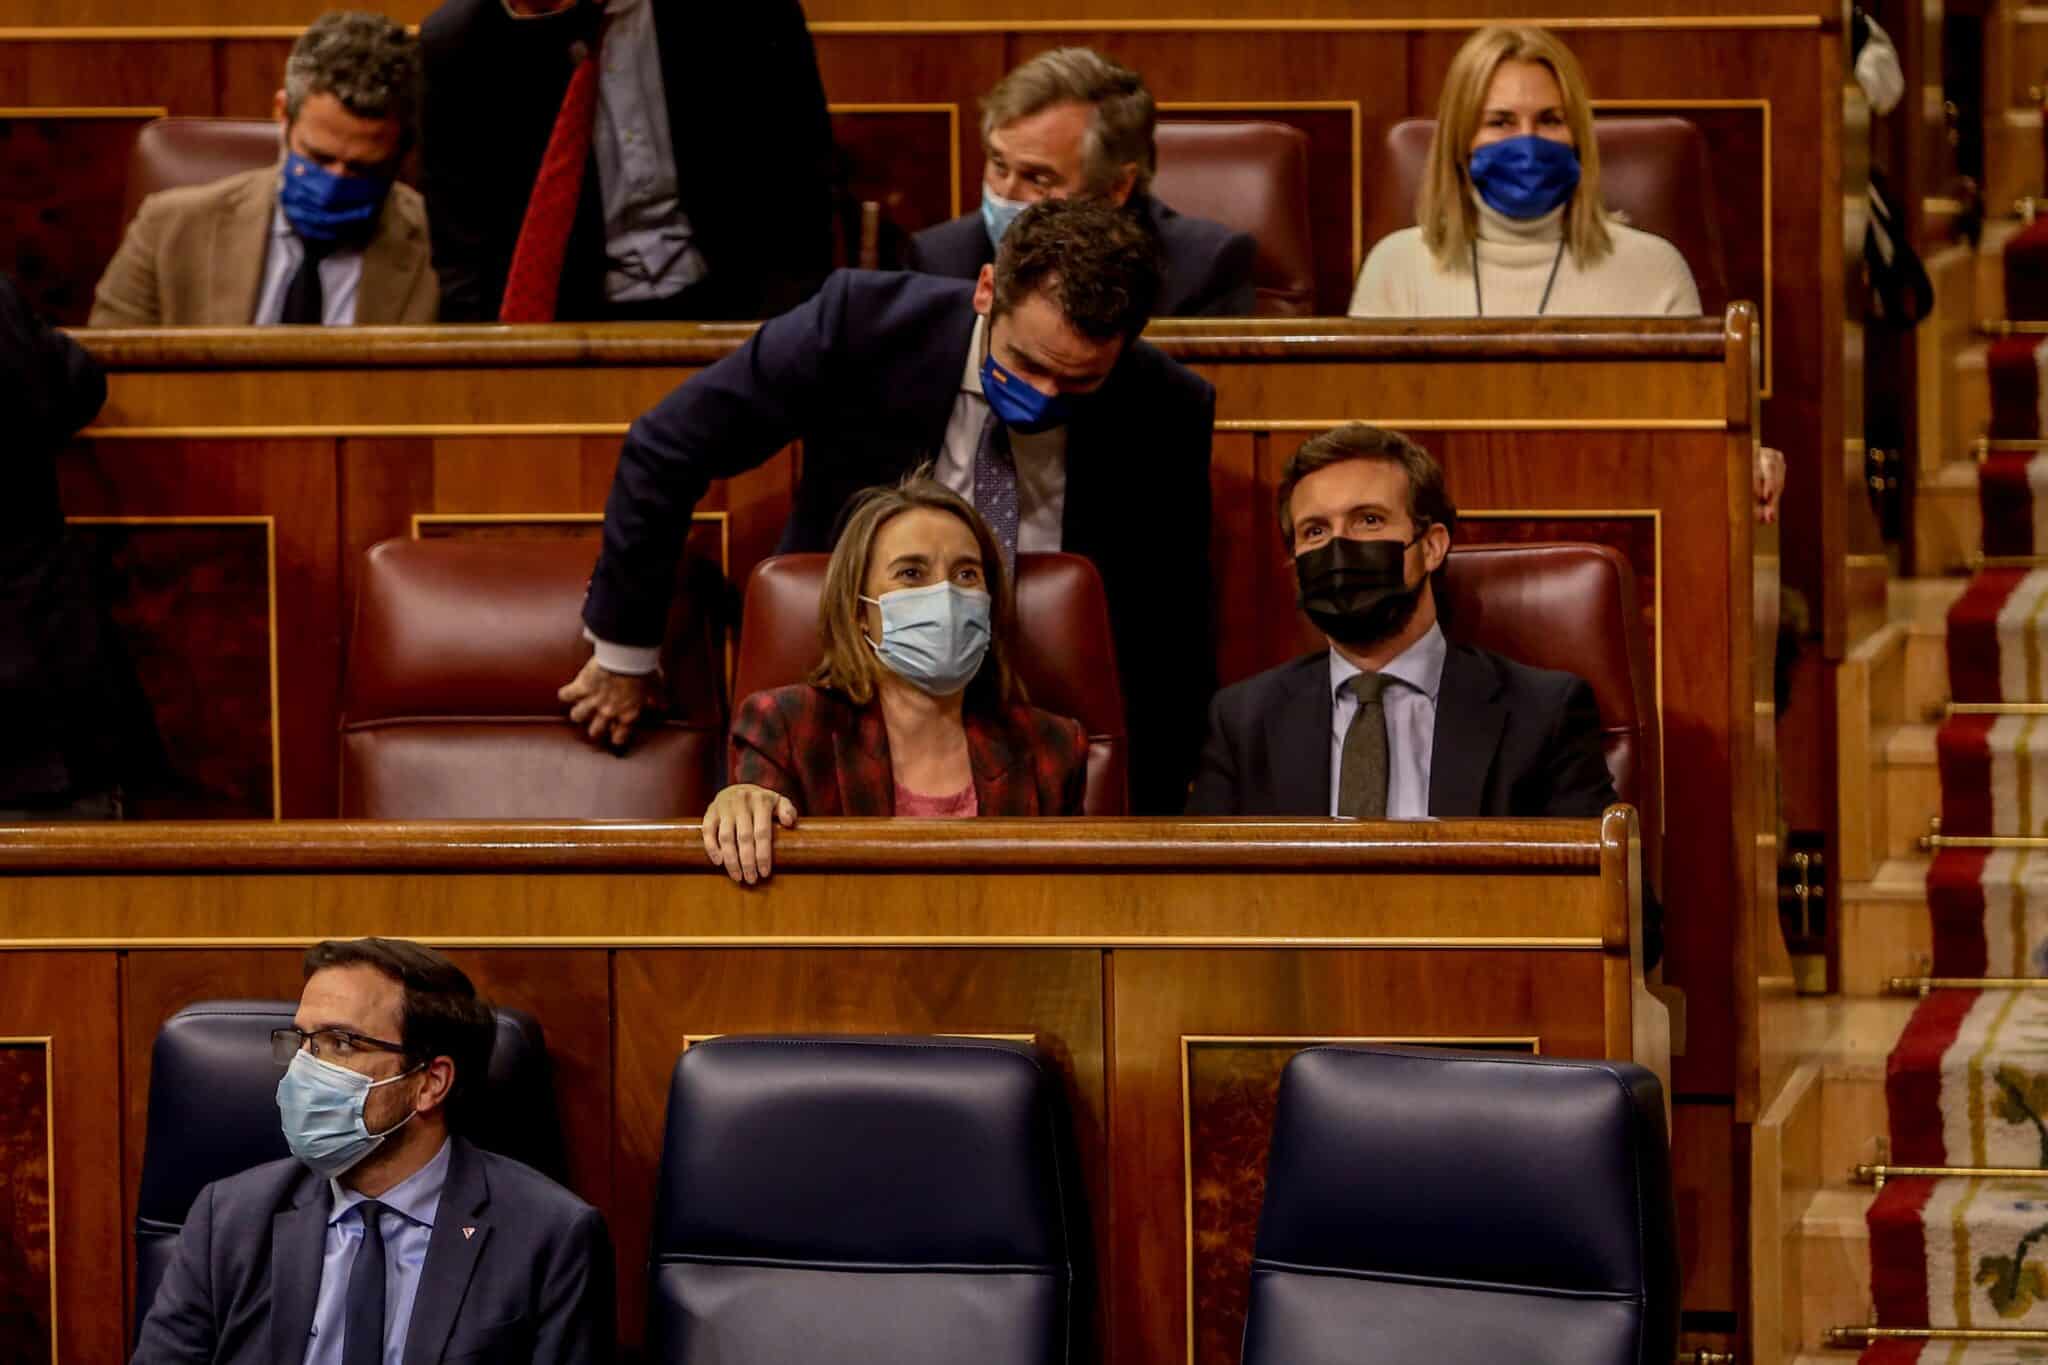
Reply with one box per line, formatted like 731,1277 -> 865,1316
130,1136 -> 613,1365
905,192 -> 1259,317
584,268 -> 1218,813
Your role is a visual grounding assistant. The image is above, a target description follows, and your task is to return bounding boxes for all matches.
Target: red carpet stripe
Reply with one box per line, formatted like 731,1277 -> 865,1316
1981,453 -> 2045,559
1949,569 -> 2033,702
1888,990 -> 1982,1166
1929,848 -> 1997,977
1869,1175 -> 1940,1326
1939,714 -> 1999,837
2006,218 -> 2048,320
1989,336 -> 2046,440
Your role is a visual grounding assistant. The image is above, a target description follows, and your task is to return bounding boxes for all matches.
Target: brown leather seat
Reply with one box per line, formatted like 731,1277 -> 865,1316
122,117 -> 281,223
1438,541 -> 1660,882
1375,116 -> 1728,312
340,537 -> 725,819
1152,121 -> 1316,316
731,553 -> 1129,815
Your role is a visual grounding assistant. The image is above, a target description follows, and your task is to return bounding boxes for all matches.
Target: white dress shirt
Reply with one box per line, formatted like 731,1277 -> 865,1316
253,204 -> 363,326
591,0 -> 706,303
586,309 -> 1072,677
1327,623 -> 1447,818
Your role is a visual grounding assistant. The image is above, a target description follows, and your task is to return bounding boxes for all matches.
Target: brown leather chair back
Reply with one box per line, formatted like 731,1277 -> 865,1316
1152,121 -> 1316,316
341,537 -> 725,819
732,553 -> 1129,815
1438,541 -> 1660,879
122,117 -> 281,222
1376,116 -> 1728,312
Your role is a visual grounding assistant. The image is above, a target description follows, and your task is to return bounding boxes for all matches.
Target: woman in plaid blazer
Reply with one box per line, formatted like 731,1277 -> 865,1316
701,479 -> 1089,883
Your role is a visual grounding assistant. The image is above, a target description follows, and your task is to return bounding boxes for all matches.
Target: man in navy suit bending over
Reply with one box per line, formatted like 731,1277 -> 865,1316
562,197 -> 1217,814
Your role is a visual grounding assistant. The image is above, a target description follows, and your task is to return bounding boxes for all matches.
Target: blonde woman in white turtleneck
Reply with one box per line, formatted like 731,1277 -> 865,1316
1349,25 -> 1701,319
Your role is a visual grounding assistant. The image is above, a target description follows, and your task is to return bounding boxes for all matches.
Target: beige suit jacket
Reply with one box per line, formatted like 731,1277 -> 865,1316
89,165 -> 438,327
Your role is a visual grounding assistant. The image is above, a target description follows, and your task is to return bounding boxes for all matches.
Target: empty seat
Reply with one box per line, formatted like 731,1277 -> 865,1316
1375,116 -> 1729,312
1153,120 -> 1317,316
133,998 -> 564,1336
731,551 -> 1129,814
122,117 -> 280,223
648,1035 -> 1085,1365
1242,1045 -> 1678,1365
341,536 -> 726,818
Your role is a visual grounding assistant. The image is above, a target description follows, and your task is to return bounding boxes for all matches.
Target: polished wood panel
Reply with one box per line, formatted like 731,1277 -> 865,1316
0,954 -> 124,1365
0,110 -> 160,323
0,816 -> 1645,1357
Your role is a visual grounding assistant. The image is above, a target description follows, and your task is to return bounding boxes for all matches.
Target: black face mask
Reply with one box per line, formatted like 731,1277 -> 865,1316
1294,533 -> 1425,647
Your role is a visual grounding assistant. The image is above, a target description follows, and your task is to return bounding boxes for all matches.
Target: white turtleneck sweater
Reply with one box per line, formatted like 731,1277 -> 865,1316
1348,199 -> 1701,317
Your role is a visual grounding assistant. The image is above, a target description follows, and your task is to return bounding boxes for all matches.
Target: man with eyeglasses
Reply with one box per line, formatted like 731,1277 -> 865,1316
132,937 -> 613,1365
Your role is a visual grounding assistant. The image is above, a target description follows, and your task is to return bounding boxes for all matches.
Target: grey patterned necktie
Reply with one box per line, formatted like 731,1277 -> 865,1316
973,410 -> 1020,567
1338,672 -> 1392,819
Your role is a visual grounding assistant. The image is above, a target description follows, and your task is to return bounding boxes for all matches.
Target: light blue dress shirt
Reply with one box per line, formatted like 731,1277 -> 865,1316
1327,623 -> 1447,819
303,1137 -> 450,1365
253,204 -> 364,326
591,0 -> 706,303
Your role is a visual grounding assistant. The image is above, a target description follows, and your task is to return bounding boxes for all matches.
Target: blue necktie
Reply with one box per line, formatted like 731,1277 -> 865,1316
973,411 -> 1020,567
343,1200 -> 388,1365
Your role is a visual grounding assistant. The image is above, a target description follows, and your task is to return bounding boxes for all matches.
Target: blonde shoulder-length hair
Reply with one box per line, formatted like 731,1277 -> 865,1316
810,476 -> 1026,711
1417,25 -> 1614,273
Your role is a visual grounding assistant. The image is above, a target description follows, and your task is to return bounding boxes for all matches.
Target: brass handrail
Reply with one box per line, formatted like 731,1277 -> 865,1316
1853,1163 -> 2048,1190
1830,1325 -> 2048,1344
1885,976 -> 2048,996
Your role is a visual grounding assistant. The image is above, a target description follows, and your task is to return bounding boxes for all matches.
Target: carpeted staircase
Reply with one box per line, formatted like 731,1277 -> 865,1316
1851,227 -> 2048,1358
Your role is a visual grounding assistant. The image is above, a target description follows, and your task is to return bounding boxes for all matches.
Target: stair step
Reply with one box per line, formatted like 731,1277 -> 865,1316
1800,1184 -> 1873,1351
1840,859 -> 1934,996
1879,725 -> 1941,861
1915,454 -> 1983,577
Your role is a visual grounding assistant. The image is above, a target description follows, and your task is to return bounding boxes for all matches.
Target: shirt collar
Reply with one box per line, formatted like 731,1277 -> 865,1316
1328,622 -> 1447,703
329,1134 -> 451,1229
960,311 -> 989,397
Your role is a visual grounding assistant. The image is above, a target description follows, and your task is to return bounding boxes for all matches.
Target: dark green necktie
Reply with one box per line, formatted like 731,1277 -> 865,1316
1338,672 -> 1392,819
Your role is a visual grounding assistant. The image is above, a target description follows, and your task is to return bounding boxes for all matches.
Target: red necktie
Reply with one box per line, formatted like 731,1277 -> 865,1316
499,39 -> 602,323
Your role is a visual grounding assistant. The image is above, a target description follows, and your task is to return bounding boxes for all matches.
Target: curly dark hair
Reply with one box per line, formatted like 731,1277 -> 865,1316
284,12 -> 422,148
990,197 -> 1163,342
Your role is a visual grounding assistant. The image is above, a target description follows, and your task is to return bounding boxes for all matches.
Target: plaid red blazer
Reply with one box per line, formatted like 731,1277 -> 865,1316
727,683 -> 1088,816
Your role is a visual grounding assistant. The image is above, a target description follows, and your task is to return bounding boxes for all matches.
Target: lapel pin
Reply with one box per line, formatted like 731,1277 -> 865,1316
463,1227 -> 476,1240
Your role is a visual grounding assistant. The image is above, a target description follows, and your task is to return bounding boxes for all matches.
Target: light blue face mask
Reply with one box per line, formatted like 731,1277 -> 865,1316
276,1048 -> 421,1178
862,581 -> 993,696
980,183 -> 1032,251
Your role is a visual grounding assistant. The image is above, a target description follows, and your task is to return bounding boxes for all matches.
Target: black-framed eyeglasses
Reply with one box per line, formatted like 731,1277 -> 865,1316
270,1026 -> 408,1067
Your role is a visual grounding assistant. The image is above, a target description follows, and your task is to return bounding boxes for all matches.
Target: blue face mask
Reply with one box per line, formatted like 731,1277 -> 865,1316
276,1048 -> 421,1178
862,581 -> 993,697
1467,135 -> 1581,220
980,184 -> 1031,251
277,150 -> 391,245
980,349 -> 1073,435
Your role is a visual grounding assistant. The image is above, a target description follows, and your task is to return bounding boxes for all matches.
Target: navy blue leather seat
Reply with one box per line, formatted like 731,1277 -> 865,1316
1242,1046 -> 1678,1365
648,1035 -> 1085,1365
132,998 -> 564,1337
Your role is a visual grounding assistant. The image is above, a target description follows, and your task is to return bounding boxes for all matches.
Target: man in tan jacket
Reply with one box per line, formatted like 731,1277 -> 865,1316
91,12 -> 436,328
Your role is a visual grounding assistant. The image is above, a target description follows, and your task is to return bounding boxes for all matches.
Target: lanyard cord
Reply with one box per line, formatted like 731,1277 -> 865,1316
1471,238 -> 1567,317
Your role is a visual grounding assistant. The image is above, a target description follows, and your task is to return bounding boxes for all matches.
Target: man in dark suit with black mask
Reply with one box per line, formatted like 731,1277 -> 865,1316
1187,423 -> 1616,819
0,273 -> 160,820
419,0 -> 835,322
905,47 -> 1256,318
561,197 -> 1217,814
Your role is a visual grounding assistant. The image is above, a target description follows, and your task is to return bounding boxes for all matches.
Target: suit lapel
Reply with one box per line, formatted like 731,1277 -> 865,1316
217,168 -> 274,326
965,707 -> 1024,813
1264,657 -> 1333,815
1429,644 -> 1506,816
400,1139 -> 490,1365
268,1170 -> 329,1365
356,196 -> 423,325
920,303 -> 982,461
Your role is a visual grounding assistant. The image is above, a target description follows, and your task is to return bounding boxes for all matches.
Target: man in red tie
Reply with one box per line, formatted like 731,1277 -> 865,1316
419,0 -> 836,323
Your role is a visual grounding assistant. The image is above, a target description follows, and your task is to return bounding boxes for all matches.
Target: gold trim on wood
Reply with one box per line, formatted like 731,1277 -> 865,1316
1178,1032 -> 1542,1365
82,423 -> 635,440
1161,100 -> 1364,274
0,1036 -> 57,1365
1593,97 -> 1772,398
828,101 -> 963,222
1212,418 -> 1728,432
64,515 -> 281,819
0,105 -> 168,118
0,935 -> 1609,951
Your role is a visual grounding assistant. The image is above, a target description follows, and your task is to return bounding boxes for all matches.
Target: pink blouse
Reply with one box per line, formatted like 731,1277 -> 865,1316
893,781 -> 980,818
